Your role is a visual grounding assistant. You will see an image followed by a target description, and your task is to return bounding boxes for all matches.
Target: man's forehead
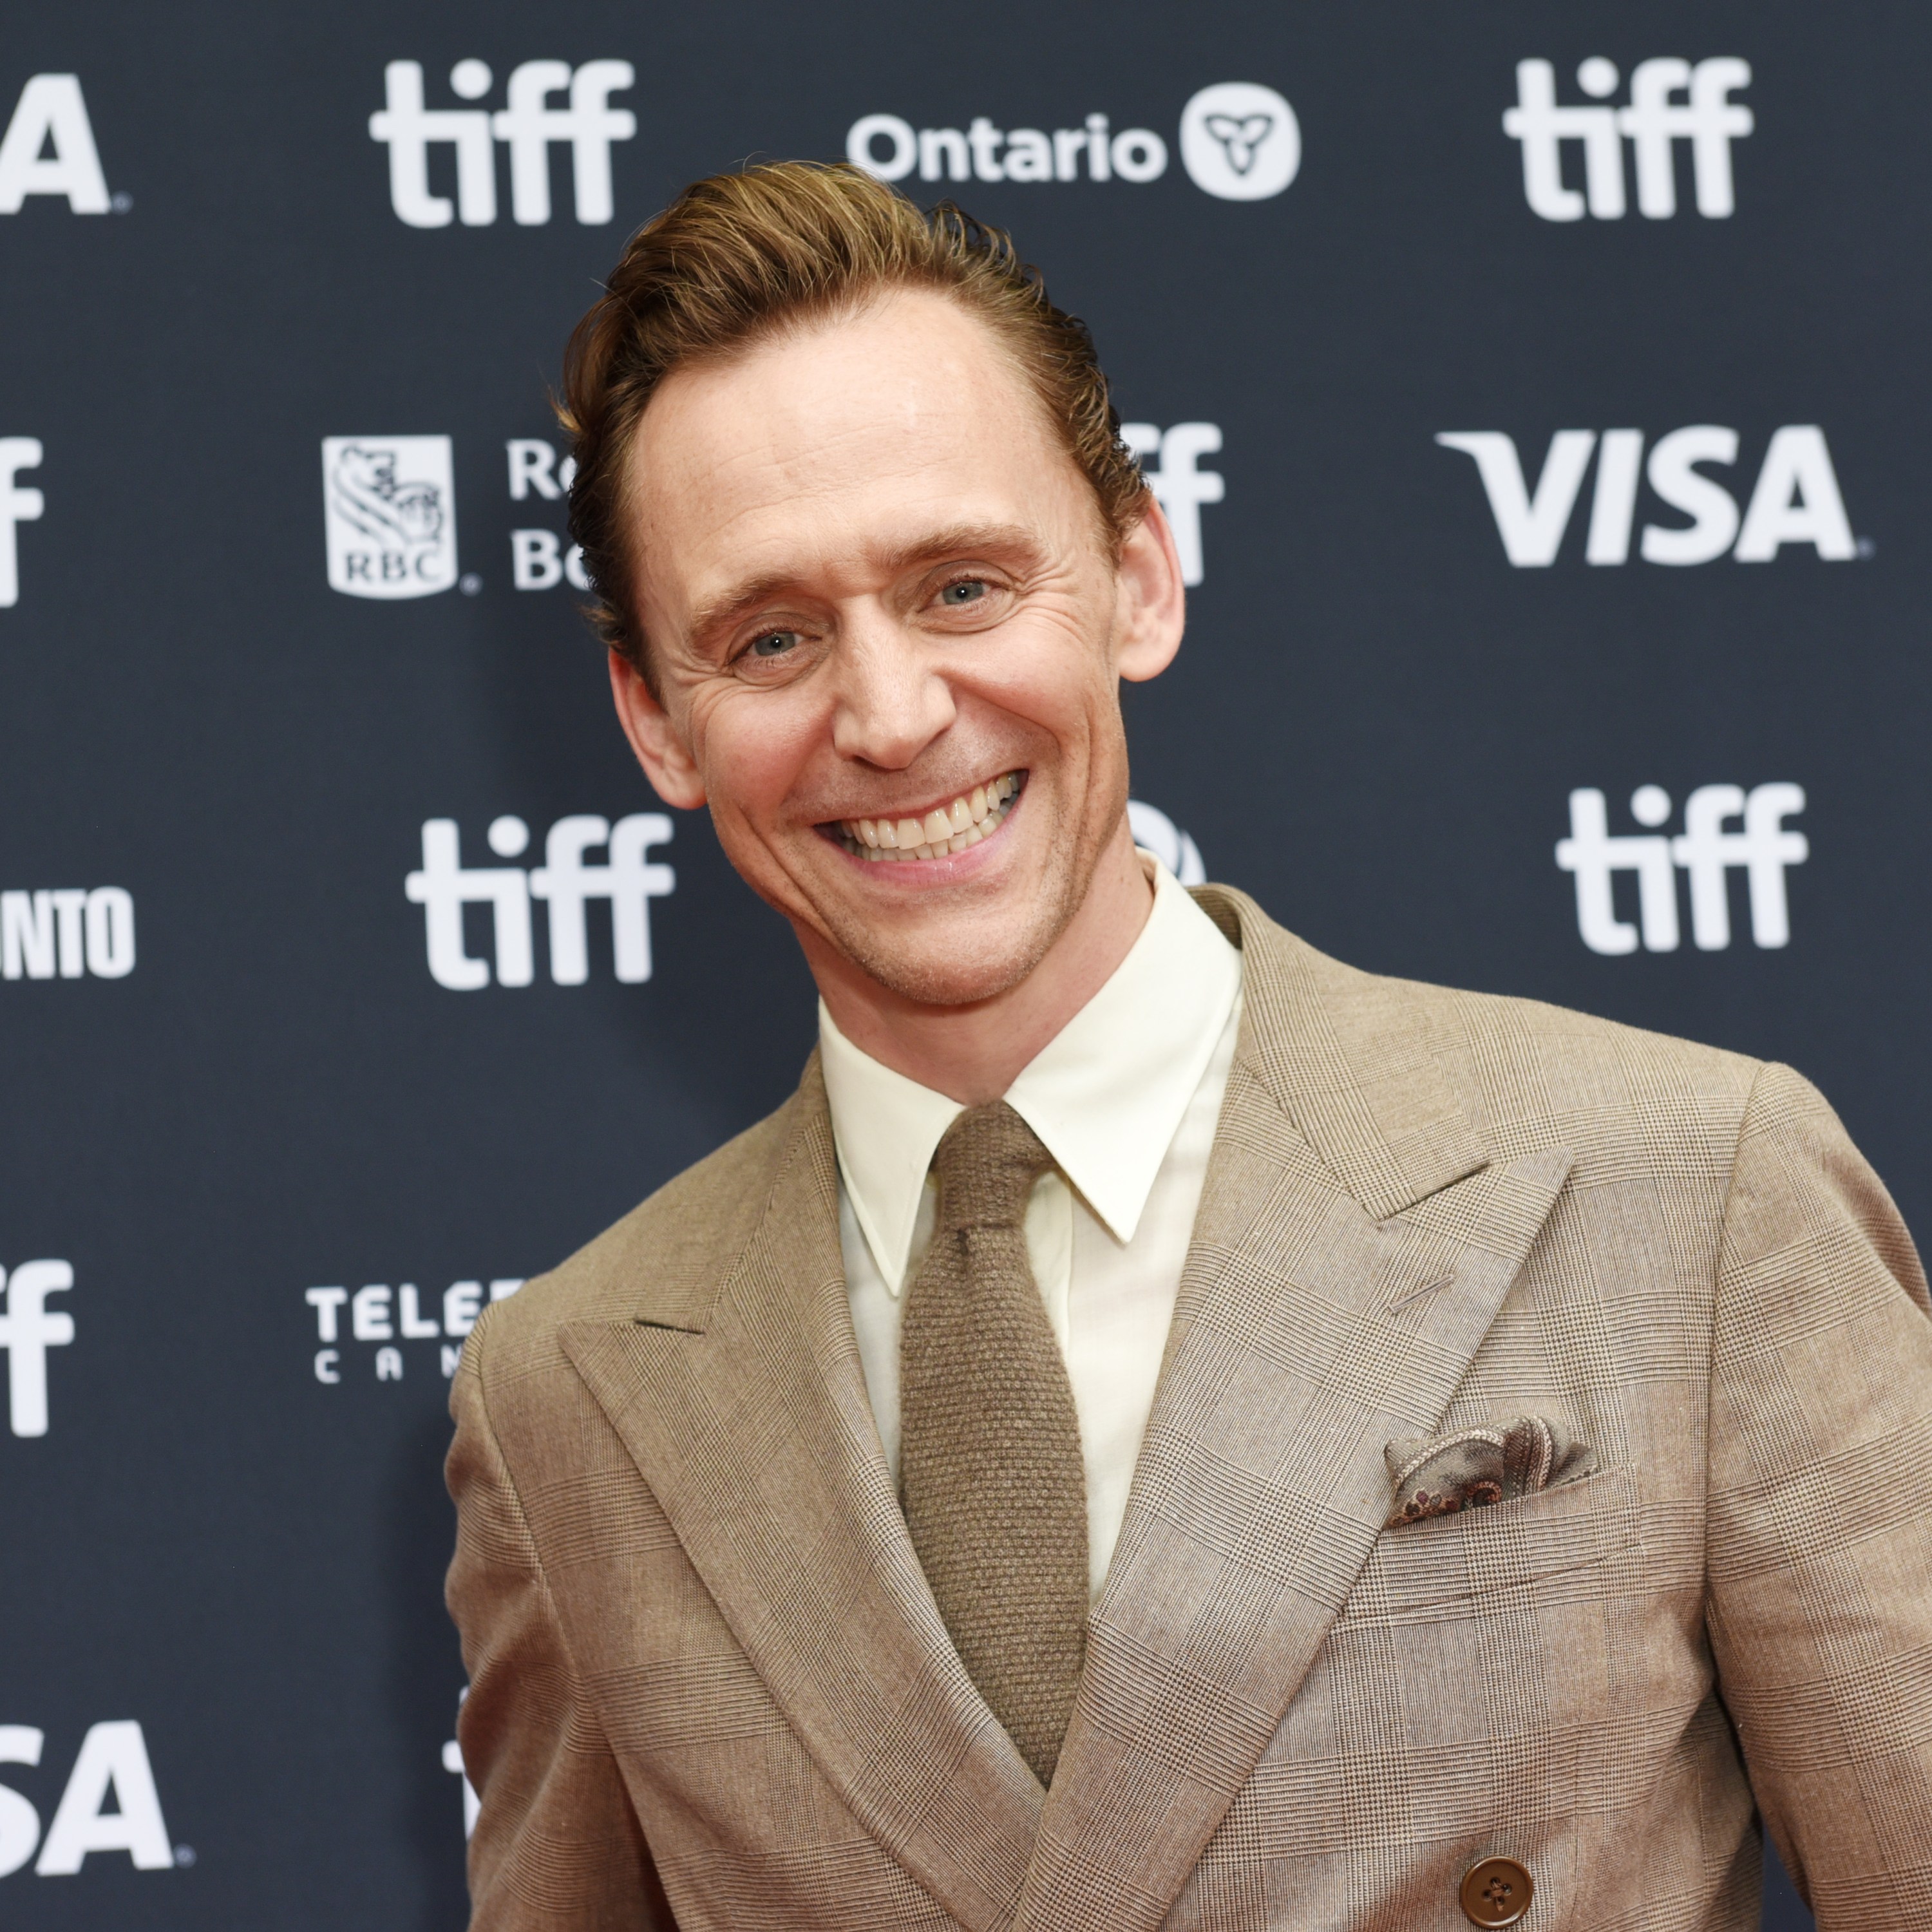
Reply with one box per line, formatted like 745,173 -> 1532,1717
633,294 -> 1057,506
628,292 -> 1090,622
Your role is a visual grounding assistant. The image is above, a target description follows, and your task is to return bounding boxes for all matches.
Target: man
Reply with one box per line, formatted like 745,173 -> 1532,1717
446,164 -> 1932,1931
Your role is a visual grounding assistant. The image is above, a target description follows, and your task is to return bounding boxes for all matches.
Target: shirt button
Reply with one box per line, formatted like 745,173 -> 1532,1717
1460,1856 -> 1534,1926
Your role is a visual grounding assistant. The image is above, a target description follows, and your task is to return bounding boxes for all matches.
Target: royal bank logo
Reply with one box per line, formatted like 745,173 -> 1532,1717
846,81 -> 1298,202
1557,784 -> 1806,954
322,436 -> 457,598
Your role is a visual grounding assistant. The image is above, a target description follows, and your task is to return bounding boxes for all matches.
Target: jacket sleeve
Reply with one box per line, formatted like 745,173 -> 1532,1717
446,1307 -> 676,1930
1705,1061 -> 1932,1929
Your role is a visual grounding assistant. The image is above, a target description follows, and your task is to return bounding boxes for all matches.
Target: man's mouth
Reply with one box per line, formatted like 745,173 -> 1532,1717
825,771 -> 1026,862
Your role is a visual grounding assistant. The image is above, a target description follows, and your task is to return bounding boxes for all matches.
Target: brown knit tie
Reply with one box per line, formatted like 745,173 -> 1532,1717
898,1102 -> 1088,1786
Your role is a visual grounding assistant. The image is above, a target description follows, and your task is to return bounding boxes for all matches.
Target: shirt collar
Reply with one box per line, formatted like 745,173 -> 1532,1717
818,856 -> 1244,1295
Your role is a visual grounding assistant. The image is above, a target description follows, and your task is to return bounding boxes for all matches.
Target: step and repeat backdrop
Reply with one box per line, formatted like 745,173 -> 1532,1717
3,1 -> 1922,1926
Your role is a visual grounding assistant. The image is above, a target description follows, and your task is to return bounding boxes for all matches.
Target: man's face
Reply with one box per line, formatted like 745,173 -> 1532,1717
614,289 -> 1181,1007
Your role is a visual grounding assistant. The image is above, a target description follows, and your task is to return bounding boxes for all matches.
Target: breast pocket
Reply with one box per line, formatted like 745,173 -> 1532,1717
1343,1467 -> 1643,1620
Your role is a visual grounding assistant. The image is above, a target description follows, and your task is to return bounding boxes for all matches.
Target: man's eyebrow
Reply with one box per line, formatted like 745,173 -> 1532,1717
684,522 -> 1041,645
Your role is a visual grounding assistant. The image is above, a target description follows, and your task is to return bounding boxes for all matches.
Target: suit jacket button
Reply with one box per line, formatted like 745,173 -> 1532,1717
1461,1857 -> 1533,1926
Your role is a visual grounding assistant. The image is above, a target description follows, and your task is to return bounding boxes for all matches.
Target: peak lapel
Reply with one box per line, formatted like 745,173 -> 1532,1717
561,1063 -> 1041,1932
1019,896 -> 1573,1932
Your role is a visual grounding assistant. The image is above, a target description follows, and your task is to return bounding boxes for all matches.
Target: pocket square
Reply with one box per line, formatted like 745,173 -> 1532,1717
1384,1415 -> 1596,1528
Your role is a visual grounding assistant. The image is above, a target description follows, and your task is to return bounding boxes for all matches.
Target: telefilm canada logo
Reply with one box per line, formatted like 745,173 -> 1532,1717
370,59 -> 634,227
306,1276 -> 522,1385
322,436 -> 458,598
1437,426 -> 1857,567
1557,784 -> 1806,955
0,1721 -> 182,1880
848,81 -> 1300,202
1504,57 -> 1752,221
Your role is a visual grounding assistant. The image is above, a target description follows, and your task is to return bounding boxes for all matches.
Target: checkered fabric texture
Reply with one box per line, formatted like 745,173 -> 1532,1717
898,1102 -> 1089,1788
446,886 -> 1932,1931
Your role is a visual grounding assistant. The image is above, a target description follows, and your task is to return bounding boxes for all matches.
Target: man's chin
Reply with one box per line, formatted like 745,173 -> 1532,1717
821,922 -> 1057,1010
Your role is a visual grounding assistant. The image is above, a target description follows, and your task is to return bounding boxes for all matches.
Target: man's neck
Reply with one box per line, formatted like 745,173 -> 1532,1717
802,823 -> 1155,1107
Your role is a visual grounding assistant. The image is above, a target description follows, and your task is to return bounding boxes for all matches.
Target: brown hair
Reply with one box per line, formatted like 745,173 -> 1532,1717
558,160 -> 1150,681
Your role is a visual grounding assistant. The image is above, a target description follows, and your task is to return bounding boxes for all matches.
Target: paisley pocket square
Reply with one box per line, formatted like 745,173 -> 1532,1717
1383,1415 -> 1596,1528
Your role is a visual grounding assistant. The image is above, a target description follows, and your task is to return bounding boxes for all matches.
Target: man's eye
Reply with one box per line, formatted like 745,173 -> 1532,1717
747,629 -> 801,659
938,579 -> 987,607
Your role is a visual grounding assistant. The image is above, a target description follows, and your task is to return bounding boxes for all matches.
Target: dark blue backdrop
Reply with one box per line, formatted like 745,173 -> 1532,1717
6,4 -> 1923,1926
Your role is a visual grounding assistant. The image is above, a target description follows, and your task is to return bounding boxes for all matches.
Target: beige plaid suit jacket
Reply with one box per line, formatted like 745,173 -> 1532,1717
447,887 -> 1932,1931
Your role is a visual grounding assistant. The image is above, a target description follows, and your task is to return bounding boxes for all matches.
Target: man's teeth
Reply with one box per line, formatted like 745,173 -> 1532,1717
837,772 -> 1024,862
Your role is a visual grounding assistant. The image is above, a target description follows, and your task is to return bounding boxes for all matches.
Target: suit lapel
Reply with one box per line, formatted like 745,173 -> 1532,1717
1018,896 -> 1572,1932
561,1061 -> 1041,1932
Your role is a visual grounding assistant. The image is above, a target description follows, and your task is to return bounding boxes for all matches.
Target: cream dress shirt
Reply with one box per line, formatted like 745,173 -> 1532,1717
819,855 -> 1244,1599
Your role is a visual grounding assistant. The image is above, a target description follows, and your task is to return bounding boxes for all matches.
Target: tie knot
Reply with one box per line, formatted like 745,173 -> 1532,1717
931,1101 -> 1053,1233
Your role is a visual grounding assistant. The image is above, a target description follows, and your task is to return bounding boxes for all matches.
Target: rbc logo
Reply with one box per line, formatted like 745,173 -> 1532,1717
406,815 -> 674,989
370,59 -> 634,227
322,437 -> 458,598
1504,57 -> 1752,221
1557,784 -> 1806,954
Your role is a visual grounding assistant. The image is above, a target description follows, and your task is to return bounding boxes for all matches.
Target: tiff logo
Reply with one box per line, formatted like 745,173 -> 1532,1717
406,815 -> 674,989
1505,57 -> 1752,221
0,1261 -> 74,1439
1437,425 -> 1855,567
1557,784 -> 1806,955
370,59 -> 634,227
0,75 -> 109,214
1121,424 -> 1224,587
0,439 -> 42,609
2,887 -> 135,980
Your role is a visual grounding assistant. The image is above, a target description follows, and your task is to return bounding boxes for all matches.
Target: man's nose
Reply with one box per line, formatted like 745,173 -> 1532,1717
828,617 -> 956,770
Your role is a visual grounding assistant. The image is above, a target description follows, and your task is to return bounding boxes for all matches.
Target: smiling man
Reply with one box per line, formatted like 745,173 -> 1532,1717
446,166 -> 1932,1932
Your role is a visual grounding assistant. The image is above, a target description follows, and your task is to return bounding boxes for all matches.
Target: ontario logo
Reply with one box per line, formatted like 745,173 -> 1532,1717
846,80 -> 1299,203
321,435 -> 457,598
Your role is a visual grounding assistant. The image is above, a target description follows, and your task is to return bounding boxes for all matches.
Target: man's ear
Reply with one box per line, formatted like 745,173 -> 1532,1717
609,649 -> 707,809
1113,497 -> 1186,684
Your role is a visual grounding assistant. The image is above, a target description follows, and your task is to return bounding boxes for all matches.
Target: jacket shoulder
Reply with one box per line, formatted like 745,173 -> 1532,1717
1206,883 -> 1766,1157
1351,958 -> 1764,1155
475,1086 -> 802,1371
